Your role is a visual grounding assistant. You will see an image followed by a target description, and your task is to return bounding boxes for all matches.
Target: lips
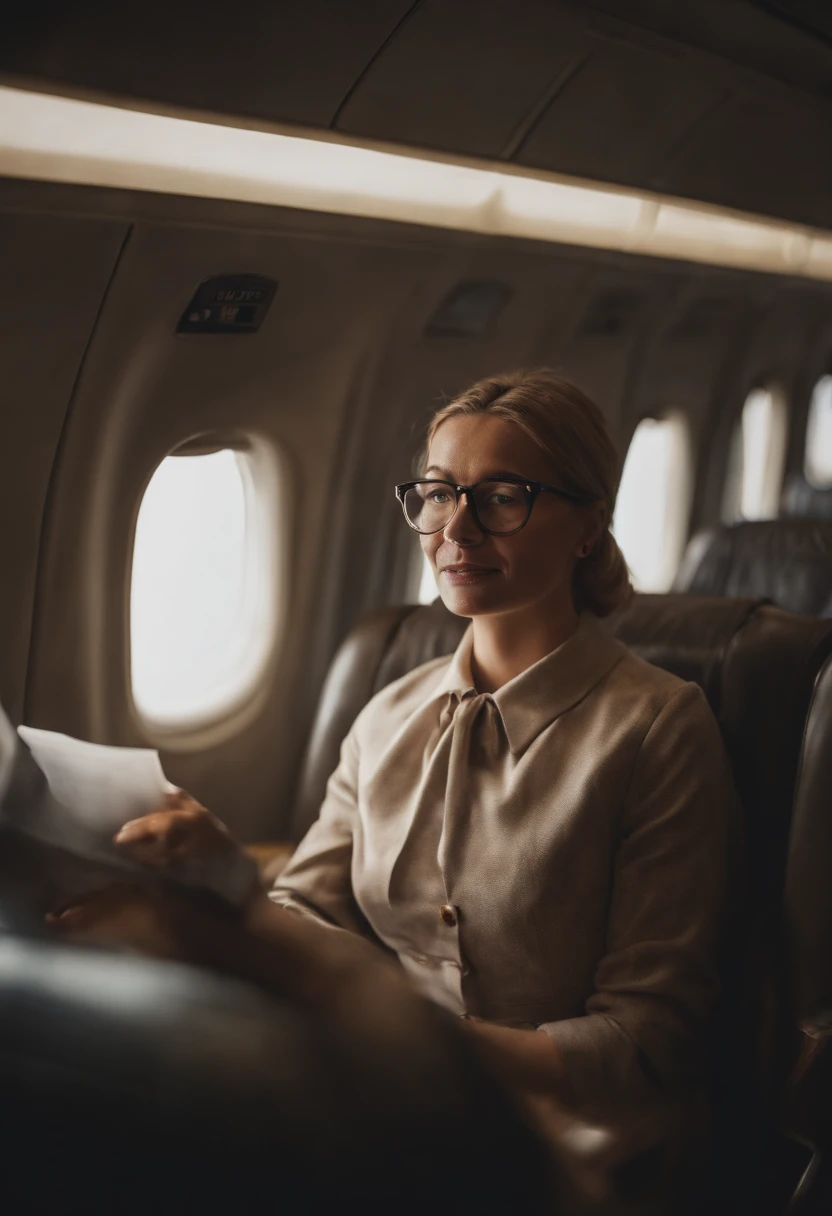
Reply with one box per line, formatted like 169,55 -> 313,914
439,564 -> 499,584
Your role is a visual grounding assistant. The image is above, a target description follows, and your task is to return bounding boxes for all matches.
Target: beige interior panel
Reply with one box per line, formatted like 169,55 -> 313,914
23,214 -> 444,841
2,178 -> 831,843
517,36 -> 722,186
336,0 -> 589,156
3,2 -> 831,227
0,209 -> 128,721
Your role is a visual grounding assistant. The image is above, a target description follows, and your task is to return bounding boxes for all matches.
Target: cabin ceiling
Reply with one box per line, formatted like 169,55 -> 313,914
2,1 -> 832,231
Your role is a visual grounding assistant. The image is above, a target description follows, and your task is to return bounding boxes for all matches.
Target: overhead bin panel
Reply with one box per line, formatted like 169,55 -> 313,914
1,1 -> 832,231
656,94 -> 832,234
589,0 -> 832,95
335,0 -> 589,157
0,0 -> 413,129
516,38 -> 723,190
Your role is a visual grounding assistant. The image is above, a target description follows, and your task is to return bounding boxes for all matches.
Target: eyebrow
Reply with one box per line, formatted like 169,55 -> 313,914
422,466 -> 530,482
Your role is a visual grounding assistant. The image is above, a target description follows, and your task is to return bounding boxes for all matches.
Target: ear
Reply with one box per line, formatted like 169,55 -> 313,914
576,502 -> 607,558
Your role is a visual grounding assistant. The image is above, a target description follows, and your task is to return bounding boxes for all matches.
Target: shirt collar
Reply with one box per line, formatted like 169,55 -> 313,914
434,612 -> 627,755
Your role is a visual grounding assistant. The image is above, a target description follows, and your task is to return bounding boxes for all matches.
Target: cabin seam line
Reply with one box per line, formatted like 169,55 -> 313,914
22,221 -> 135,725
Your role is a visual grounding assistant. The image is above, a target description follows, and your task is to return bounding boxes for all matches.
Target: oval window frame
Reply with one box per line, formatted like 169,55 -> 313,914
128,432 -> 290,750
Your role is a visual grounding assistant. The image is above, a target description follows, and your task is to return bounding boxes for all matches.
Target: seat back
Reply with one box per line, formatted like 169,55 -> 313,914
781,654 -> 832,1163
291,599 -> 468,840
292,593 -> 832,1209
673,520 -> 832,616
781,473 -> 832,523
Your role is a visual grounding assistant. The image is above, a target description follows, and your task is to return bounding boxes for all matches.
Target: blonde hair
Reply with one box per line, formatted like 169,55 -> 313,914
426,370 -> 633,617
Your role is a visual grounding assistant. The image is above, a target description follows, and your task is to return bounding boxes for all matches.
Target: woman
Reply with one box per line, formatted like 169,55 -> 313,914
66,372 -> 739,1181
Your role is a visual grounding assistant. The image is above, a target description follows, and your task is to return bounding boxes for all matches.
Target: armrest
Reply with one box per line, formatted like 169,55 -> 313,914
245,842 -> 295,887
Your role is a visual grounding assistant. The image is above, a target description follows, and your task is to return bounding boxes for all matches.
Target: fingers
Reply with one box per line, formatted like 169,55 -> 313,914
109,798 -> 253,907
115,791 -> 198,838
114,802 -> 207,867
112,797 -> 235,885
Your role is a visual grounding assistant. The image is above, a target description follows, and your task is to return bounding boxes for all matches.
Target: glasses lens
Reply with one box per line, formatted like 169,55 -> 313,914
403,482 -> 457,532
473,481 -> 530,534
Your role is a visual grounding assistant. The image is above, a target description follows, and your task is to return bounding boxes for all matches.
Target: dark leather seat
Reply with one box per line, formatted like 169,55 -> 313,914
781,473 -> 832,523
0,938 -> 553,1216
291,593 -> 832,1213
673,519 -> 832,616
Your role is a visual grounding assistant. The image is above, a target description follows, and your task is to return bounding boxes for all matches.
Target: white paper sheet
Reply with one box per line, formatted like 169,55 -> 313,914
0,726 -> 178,880
17,726 -> 176,835
0,717 -> 257,908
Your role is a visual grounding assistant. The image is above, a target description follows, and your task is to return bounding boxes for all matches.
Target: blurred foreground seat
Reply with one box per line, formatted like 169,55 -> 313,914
0,937 -> 556,1216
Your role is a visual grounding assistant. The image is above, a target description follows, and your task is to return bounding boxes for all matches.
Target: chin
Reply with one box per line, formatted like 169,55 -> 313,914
438,581 -> 513,618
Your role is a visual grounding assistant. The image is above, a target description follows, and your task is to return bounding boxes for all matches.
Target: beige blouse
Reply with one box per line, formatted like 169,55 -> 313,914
271,611 -> 739,1117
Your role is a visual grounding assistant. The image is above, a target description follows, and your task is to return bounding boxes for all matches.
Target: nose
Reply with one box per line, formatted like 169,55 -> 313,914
442,491 -> 484,545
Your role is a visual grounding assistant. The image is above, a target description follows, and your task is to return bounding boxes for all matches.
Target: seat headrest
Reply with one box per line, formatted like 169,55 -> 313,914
673,519 -> 832,616
605,595 -> 832,908
781,472 -> 832,522
294,594 -> 832,891
603,593 -> 762,713
291,601 -> 468,838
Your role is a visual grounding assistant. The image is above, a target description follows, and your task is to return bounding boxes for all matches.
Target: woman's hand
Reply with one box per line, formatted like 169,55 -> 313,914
114,792 -> 259,907
460,1021 -> 579,1155
460,1019 -> 625,1202
460,1018 -> 564,1094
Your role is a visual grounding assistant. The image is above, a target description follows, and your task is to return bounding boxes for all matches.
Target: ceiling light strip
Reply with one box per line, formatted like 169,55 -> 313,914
1,85 -> 831,281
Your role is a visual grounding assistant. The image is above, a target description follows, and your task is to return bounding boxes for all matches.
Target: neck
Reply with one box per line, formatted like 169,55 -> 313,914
470,597 -> 580,693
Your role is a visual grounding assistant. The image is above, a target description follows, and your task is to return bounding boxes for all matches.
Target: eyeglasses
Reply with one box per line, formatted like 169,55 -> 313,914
394,477 -> 592,536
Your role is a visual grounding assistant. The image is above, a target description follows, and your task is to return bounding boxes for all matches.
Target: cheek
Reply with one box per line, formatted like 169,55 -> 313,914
420,535 -> 440,566
508,521 -> 578,582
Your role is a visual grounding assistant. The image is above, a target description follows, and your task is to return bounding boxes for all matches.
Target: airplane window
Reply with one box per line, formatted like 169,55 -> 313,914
804,375 -> 832,489
613,415 -> 692,592
723,386 -> 788,521
130,440 -> 283,731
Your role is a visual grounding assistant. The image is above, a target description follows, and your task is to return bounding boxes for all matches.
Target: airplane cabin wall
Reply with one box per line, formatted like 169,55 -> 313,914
0,212 -> 128,725
2,176 -> 832,841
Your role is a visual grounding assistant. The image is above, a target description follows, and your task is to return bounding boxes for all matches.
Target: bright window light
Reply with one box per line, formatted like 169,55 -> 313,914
130,440 -> 283,729
804,375 -> 832,490
733,387 -> 788,520
418,554 -> 437,604
1,85 -> 832,282
613,415 -> 692,592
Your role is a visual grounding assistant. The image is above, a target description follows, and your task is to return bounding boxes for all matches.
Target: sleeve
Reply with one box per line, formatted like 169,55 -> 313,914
538,682 -> 742,1115
269,724 -> 376,940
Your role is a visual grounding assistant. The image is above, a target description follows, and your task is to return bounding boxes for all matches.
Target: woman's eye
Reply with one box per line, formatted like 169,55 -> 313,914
486,492 -> 519,506
427,490 -> 450,504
